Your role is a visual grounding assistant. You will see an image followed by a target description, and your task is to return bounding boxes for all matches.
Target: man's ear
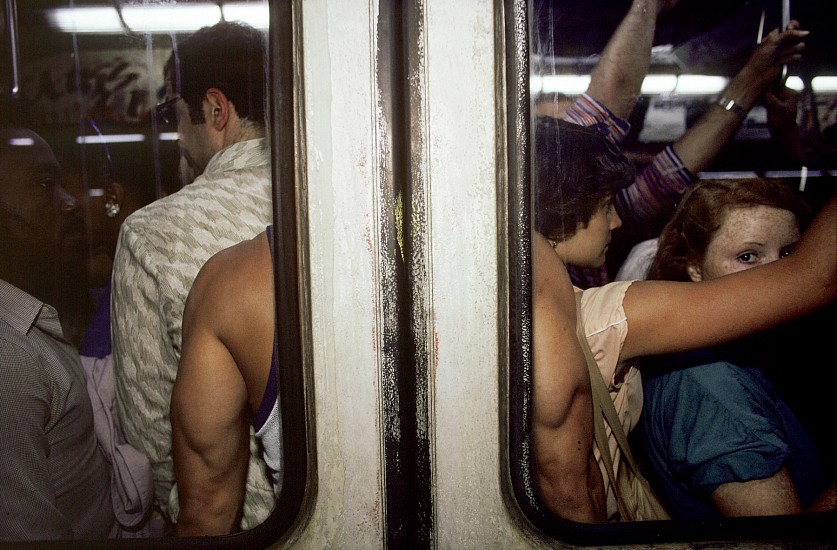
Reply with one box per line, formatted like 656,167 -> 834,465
204,88 -> 231,131
686,263 -> 703,282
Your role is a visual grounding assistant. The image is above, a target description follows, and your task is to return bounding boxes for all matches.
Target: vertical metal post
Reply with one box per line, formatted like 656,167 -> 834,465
3,0 -> 20,96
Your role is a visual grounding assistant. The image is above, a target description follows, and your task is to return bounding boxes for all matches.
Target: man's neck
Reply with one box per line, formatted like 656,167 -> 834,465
221,119 -> 265,151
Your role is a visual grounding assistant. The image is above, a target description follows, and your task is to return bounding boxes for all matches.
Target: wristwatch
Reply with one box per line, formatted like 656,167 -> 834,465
716,96 -> 749,120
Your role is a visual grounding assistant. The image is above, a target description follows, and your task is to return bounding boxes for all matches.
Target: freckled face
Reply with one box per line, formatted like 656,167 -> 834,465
690,205 -> 800,282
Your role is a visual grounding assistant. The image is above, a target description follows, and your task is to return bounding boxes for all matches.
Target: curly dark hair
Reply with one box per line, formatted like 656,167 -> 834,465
534,117 -> 634,242
164,21 -> 266,126
647,178 -> 811,282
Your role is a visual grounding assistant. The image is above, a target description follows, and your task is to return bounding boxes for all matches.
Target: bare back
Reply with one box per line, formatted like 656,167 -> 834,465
172,230 -> 275,535
532,232 -> 606,522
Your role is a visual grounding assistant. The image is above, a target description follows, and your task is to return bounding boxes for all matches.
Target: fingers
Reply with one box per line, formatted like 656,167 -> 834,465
762,91 -> 782,109
763,88 -> 798,109
778,53 -> 804,66
757,25 -> 807,67
765,21 -> 808,46
776,26 -> 809,45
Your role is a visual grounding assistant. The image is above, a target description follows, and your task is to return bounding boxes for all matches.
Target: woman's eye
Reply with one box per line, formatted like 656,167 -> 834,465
736,252 -> 755,263
780,247 -> 794,258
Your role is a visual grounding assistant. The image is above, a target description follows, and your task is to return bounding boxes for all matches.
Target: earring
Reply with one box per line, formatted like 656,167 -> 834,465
105,200 -> 121,218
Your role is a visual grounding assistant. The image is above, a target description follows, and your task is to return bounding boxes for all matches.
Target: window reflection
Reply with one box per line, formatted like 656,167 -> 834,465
2,0 -> 272,541
530,0 -> 835,527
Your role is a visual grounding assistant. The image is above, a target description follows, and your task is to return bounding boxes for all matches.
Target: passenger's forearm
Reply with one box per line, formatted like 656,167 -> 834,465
671,68 -> 767,174
671,106 -> 743,174
586,0 -> 659,120
176,487 -> 242,536
787,194 -> 837,307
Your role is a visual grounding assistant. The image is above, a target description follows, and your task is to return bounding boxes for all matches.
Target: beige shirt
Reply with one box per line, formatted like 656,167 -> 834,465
576,280 -> 642,520
111,138 -> 275,529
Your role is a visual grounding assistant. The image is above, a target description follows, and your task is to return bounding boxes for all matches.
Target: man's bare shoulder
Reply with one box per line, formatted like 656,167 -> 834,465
531,232 -> 589,424
532,232 -> 575,311
185,231 -> 273,323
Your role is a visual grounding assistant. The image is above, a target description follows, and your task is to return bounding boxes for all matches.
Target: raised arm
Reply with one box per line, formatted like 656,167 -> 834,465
763,86 -> 806,164
585,0 -> 669,120
532,233 -> 606,522
621,194 -> 836,360
614,22 -> 809,225
672,21 -> 808,174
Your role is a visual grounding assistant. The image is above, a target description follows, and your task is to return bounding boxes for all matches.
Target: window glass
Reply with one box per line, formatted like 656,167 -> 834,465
1,0 -> 277,542
525,0 -> 835,539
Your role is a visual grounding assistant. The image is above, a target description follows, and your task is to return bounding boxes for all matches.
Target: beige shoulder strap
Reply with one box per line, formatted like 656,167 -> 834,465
574,291 -> 633,517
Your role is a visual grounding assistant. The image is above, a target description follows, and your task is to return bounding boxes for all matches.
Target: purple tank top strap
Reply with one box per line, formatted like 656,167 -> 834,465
254,226 -> 278,430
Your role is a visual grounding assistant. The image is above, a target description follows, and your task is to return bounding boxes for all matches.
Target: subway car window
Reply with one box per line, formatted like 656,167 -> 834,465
5,0 -> 837,547
0,0 -> 303,545
518,0 -> 835,544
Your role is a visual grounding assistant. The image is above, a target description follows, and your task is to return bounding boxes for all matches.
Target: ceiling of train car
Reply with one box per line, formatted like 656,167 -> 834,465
4,0 -> 835,75
534,0 -> 836,77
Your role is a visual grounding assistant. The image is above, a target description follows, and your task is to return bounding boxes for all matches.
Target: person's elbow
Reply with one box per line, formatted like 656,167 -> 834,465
176,486 -> 242,536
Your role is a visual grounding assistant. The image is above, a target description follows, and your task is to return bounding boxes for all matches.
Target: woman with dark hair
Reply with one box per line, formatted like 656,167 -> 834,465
531,119 -> 836,522
639,178 -> 835,519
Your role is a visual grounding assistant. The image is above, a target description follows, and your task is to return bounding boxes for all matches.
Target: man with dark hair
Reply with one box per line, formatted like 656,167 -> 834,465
110,21 -> 275,529
531,115 -> 837,523
161,21 -> 266,176
0,114 -> 117,539
535,0 -> 808,288
535,118 -> 635,244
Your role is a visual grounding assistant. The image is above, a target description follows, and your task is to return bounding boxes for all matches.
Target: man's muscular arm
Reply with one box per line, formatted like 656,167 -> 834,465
532,233 -> 606,522
171,251 -> 251,536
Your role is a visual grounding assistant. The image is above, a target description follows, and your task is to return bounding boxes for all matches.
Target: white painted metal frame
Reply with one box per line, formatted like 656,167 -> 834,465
284,0 -> 545,546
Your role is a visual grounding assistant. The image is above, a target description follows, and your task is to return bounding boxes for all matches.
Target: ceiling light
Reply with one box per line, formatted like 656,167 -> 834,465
121,4 -> 222,33
673,75 -> 727,95
222,2 -> 269,29
76,134 -> 146,144
44,6 -> 123,33
641,74 -> 677,95
812,76 -> 837,93
785,76 -> 804,91
533,75 -> 591,95
7,137 -> 35,146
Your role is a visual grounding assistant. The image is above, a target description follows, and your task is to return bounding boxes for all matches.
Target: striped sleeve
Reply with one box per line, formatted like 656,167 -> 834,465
615,144 -> 694,224
562,93 -> 631,145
